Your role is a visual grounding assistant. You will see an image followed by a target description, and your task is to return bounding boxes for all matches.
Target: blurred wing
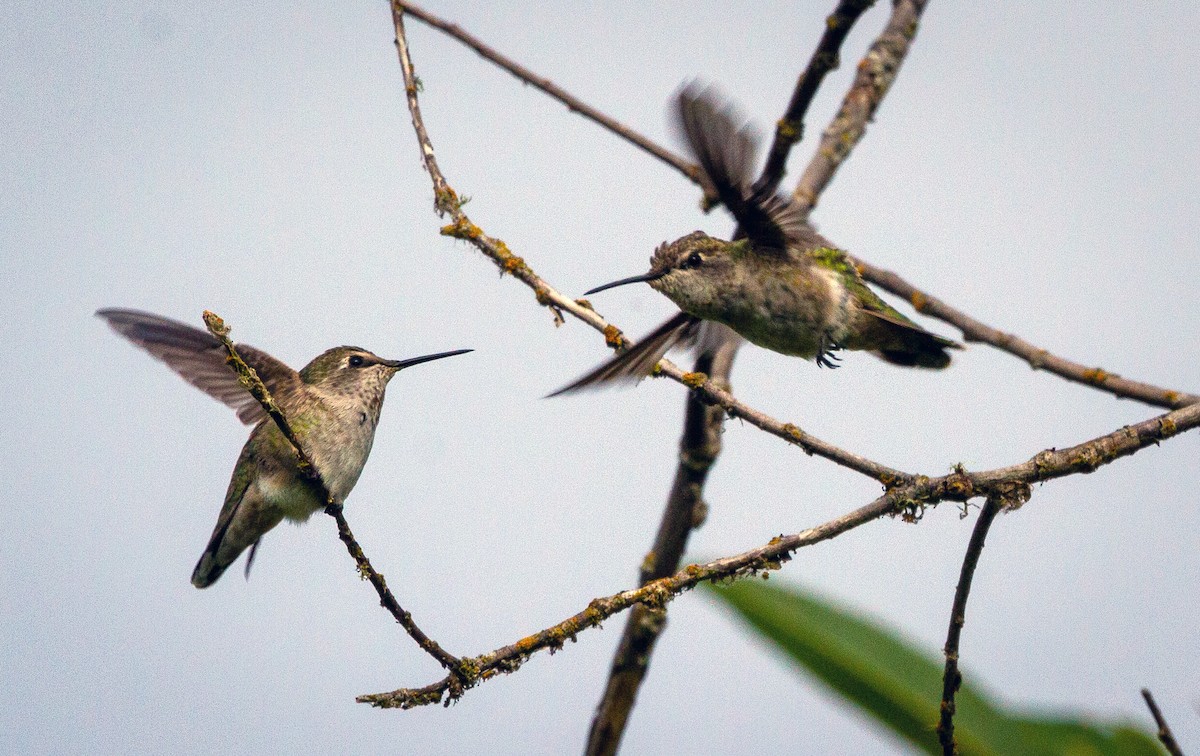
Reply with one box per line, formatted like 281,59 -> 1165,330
677,84 -> 809,255
548,312 -> 706,397
97,308 -> 300,425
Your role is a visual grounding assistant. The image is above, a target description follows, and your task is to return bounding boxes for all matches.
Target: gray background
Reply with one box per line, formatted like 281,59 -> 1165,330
3,2 -> 1198,753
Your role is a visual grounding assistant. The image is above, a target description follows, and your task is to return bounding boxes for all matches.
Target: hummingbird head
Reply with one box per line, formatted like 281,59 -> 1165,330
301,346 -> 472,397
584,231 -> 742,318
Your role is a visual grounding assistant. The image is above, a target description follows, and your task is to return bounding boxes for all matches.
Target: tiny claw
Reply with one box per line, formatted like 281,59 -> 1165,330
816,332 -> 843,369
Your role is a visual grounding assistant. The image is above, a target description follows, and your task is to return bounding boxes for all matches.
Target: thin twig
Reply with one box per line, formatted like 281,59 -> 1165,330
201,310 -> 464,678
793,0 -> 930,215
1141,689 -> 1184,756
388,1 -> 906,484
359,400 -> 1200,707
202,310 -> 327,495
936,493 -> 1008,755
397,1 -> 703,184
853,261 -> 1199,410
755,0 -> 878,197
326,506 -> 465,678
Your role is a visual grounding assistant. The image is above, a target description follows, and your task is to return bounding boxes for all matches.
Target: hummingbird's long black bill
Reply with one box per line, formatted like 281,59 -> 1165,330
384,349 -> 472,370
583,272 -> 663,296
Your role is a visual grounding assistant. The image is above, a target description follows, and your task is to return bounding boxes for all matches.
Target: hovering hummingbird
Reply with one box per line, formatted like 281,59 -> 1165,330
551,85 -> 959,395
97,308 -> 471,588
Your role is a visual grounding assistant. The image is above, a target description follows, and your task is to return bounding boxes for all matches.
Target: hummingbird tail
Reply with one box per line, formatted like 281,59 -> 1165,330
190,484 -> 280,588
857,311 -> 961,370
191,551 -> 230,589
192,535 -> 265,588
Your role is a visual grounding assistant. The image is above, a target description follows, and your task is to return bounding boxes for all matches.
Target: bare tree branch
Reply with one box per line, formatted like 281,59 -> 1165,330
587,5 -> 884,749
936,492 -> 1012,755
394,2 -> 1197,415
382,0 -> 1200,735
793,0 -> 930,215
585,341 -> 738,755
853,261 -> 1199,409
755,0 -> 878,197
396,1 -> 703,184
388,1 -> 907,484
359,400 -> 1200,708
1141,689 -> 1184,756
201,310 -> 465,679
202,310 -> 328,495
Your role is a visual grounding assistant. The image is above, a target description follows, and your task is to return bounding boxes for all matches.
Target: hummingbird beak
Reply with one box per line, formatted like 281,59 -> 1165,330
583,272 -> 664,296
382,349 -> 473,371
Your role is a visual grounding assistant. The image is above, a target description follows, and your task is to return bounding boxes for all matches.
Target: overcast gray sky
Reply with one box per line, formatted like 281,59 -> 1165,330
3,2 -> 1198,753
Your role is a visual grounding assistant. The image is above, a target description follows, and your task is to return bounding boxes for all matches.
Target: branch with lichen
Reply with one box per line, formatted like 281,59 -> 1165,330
585,341 -> 738,755
852,261 -> 1199,409
754,0 -> 878,198
202,309 -> 466,679
389,2 -> 906,484
385,0 -> 1200,733
203,310 -> 327,494
587,6 -> 881,749
358,400 -> 1200,708
792,0 -> 930,215
394,4 -> 1197,416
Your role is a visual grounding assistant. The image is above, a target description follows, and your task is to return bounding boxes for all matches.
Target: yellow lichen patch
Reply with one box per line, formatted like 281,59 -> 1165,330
433,187 -> 459,213
603,325 -> 625,349
440,218 -> 482,240
501,254 -> 527,275
781,423 -> 805,442
1082,367 -> 1110,385
910,290 -> 929,312
1164,391 -> 1180,405
681,372 -> 708,388
776,118 -> 799,141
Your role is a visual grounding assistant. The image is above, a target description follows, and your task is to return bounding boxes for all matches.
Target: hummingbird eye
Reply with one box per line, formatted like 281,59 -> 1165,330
683,252 -> 704,269
348,355 -> 366,368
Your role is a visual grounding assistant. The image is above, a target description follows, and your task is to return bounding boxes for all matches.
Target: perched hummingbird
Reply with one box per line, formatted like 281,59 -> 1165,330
97,308 -> 470,588
551,85 -> 958,395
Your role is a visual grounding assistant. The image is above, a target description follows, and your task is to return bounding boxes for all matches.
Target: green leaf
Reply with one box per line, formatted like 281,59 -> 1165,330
704,579 -> 1162,755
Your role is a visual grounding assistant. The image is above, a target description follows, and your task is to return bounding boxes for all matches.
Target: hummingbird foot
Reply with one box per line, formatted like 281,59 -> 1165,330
816,332 -> 843,369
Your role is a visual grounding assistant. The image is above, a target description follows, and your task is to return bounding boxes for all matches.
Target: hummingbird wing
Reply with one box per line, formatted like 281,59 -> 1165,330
97,308 -> 301,425
548,311 -> 713,396
676,84 -> 812,256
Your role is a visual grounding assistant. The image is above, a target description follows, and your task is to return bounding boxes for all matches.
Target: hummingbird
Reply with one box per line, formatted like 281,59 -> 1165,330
551,85 -> 959,395
97,308 -> 471,588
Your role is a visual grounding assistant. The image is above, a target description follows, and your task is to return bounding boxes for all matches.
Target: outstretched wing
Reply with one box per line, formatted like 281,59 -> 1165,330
676,83 -> 812,255
97,308 -> 301,424
549,312 -> 733,396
